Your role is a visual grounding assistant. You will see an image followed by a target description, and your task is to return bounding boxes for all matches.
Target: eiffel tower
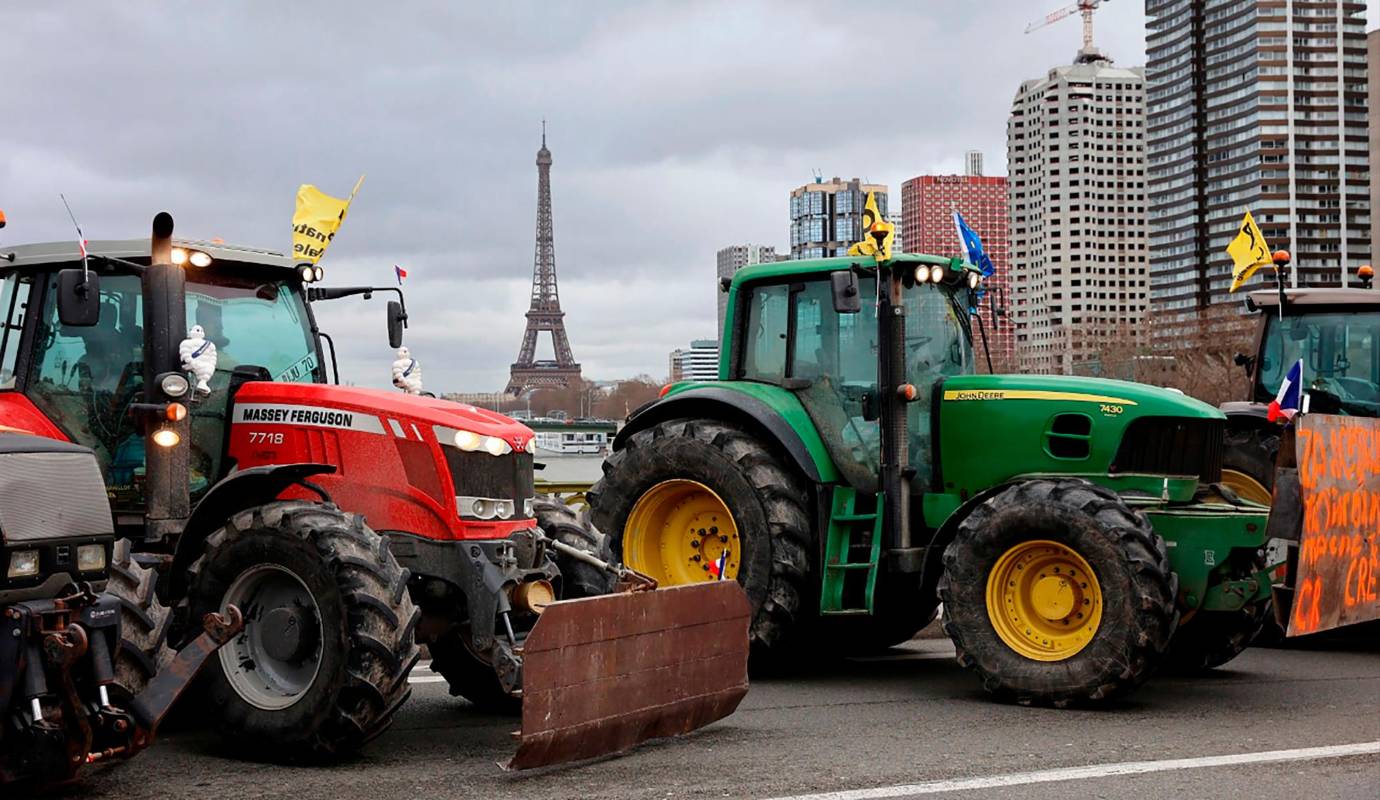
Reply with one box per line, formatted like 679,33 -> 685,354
506,123 -> 581,395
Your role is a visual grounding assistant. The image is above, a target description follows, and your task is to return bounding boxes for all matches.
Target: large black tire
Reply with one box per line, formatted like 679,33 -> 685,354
1163,552 -> 1271,671
1222,425 -> 1281,501
825,572 -> 940,654
107,539 -> 173,701
535,496 -> 615,599
589,419 -> 813,657
427,629 -> 520,715
184,501 -> 420,760
940,479 -> 1178,706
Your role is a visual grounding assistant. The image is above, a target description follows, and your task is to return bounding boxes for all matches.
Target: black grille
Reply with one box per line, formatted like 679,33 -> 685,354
443,450 -> 535,513
1110,417 -> 1223,483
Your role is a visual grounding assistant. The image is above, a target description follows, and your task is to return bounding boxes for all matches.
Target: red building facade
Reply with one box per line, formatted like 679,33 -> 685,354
900,174 -> 1014,371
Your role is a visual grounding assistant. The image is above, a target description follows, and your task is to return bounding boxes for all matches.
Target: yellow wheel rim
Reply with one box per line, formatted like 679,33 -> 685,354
1220,468 -> 1273,506
985,540 -> 1102,662
623,480 -> 740,585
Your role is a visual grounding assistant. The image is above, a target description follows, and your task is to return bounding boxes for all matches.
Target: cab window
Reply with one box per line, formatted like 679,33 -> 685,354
740,284 -> 790,382
0,274 -> 33,389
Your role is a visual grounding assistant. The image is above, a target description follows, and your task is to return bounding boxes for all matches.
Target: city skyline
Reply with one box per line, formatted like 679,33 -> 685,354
3,3 -> 1378,392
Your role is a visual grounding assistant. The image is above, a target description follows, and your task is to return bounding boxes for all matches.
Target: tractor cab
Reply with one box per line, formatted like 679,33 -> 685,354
730,254 -> 978,492
0,239 -> 334,514
1246,288 -> 1380,418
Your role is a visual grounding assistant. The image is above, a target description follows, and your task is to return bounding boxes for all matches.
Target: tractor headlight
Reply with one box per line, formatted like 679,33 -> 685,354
483,436 -> 510,456
160,373 -> 190,398
454,430 -> 482,451
968,271 -> 981,289
470,497 -> 492,518
77,544 -> 106,572
524,437 -> 537,454
7,549 -> 39,579
914,265 -> 931,283
188,250 -> 213,268
929,265 -> 947,283
171,247 -> 189,265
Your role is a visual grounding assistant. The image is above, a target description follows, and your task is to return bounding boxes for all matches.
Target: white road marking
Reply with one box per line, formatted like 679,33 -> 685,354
761,741 -> 1380,800
409,660 -> 445,684
845,651 -> 954,664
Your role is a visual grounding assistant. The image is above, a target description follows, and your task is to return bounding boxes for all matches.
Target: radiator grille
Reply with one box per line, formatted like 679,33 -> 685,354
1110,417 -> 1224,484
443,450 -> 535,515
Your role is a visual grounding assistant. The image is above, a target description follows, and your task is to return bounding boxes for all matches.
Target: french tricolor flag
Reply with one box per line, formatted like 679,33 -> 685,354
708,549 -> 730,580
1267,359 -> 1304,423
394,264 -> 408,285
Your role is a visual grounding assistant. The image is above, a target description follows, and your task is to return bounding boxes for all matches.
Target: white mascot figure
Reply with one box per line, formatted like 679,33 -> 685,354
179,325 -> 217,396
392,346 -> 423,395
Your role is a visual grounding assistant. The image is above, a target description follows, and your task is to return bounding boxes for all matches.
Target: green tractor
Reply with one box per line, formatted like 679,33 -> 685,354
589,253 -> 1274,705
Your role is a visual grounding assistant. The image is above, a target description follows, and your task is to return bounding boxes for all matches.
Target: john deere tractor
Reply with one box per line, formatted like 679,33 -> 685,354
590,253 -> 1274,705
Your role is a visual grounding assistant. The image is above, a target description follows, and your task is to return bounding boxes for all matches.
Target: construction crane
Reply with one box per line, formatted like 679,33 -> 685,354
1025,0 -> 1108,53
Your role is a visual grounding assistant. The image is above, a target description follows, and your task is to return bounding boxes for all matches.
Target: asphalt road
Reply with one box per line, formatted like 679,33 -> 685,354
58,630 -> 1380,800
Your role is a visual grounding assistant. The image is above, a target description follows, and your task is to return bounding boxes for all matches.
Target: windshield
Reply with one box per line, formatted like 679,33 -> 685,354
186,273 -> 319,384
1258,310 -> 1380,415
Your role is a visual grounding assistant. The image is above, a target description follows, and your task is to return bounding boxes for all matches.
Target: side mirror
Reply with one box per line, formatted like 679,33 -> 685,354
830,270 -> 861,314
57,269 -> 101,326
387,300 -> 406,349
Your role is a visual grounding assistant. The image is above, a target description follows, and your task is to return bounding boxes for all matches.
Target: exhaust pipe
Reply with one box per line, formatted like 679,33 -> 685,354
142,212 -> 191,540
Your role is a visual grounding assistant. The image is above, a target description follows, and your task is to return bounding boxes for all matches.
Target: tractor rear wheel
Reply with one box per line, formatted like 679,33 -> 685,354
589,419 -> 813,658
106,539 -> 173,702
184,501 -> 420,760
1221,426 -> 1280,506
940,479 -> 1177,706
427,629 -> 521,714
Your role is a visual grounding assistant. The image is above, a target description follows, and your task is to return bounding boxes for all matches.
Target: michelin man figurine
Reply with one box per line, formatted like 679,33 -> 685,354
179,325 -> 217,396
392,346 -> 423,395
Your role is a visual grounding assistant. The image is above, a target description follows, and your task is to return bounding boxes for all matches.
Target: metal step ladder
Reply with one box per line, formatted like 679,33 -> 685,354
820,486 -> 883,615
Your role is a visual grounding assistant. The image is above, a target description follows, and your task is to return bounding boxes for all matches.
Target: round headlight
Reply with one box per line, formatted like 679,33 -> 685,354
524,437 -> 537,454
471,498 -> 492,518
313,266 -> 324,282
914,265 -> 931,283
170,247 -> 189,265
929,265 -> 947,283
299,265 -> 315,282
152,428 -> 181,448
455,430 -> 482,451
968,271 -> 981,289
189,250 -> 213,268
495,502 -> 513,520
160,373 -> 190,398
483,436 -> 508,456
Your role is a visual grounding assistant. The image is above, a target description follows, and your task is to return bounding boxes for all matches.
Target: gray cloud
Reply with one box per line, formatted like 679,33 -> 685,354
4,1 -> 1165,392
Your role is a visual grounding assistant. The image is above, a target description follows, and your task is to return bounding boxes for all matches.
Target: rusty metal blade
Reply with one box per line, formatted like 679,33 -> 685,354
507,581 -> 750,770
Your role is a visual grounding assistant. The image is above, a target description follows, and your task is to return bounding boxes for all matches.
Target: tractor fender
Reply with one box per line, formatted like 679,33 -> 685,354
917,480 -> 1033,598
1220,401 -> 1271,429
166,463 -> 337,600
615,387 -> 828,483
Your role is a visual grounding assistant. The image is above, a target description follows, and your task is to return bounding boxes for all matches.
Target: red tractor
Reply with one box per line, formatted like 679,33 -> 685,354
0,213 -> 748,766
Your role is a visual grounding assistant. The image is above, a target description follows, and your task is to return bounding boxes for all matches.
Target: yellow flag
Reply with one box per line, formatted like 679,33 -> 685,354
847,192 -> 894,263
1227,209 -> 1272,292
292,176 -> 364,265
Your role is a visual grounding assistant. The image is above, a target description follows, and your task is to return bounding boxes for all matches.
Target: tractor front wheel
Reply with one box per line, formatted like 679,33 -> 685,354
536,496 -> 615,599
589,419 -> 813,659
184,501 -> 420,760
940,479 -> 1177,706
106,539 -> 173,702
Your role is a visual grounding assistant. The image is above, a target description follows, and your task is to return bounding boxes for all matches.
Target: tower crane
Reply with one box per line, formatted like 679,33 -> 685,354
1025,0 -> 1109,53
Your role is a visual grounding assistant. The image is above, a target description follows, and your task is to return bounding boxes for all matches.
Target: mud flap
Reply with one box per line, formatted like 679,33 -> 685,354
506,581 -> 751,770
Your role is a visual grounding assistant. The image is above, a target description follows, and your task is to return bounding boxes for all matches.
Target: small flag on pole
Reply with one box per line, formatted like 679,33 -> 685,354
1267,359 -> 1304,423
953,210 -> 995,277
708,549 -> 730,580
394,265 -> 408,285
1227,209 -> 1272,293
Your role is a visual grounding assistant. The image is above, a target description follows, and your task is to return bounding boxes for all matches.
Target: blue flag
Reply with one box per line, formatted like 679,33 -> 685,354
953,210 -> 995,277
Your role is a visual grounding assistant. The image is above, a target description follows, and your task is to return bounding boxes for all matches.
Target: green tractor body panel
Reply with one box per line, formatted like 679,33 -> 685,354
936,373 -> 1223,504
1139,503 -> 1272,611
660,380 -> 843,484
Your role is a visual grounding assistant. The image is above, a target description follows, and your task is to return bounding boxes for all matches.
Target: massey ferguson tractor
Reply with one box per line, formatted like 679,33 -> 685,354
0,213 -> 748,768
590,252 -> 1277,706
0,434 -> 241,788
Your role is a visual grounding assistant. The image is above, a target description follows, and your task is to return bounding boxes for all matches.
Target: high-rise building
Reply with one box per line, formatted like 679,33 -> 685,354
1008,50 -> 1150,374
669,339 -> 719,382
1370,27 -> 1379,261
716,244 -> 776,338
965,150 -> 985,177
789,177 -> 888,260
901,173 -> 1015,369
887,212 -> 904,254
1146,0 -> 1371,319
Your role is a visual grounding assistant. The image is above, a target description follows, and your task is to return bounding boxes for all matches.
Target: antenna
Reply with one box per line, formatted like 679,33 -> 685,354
59,194 -> 90,281
1025,0 -> 1108,54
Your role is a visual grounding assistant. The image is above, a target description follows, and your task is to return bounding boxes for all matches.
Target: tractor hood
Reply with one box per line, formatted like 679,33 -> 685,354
232,383 -> 534,452
936,374 -> 1225,500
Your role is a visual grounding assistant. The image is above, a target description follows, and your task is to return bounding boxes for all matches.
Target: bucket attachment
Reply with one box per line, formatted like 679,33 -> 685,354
506,580 -> 751,770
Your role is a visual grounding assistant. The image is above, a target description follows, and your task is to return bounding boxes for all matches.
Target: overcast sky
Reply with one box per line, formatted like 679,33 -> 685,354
3,2 -> 1374,392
